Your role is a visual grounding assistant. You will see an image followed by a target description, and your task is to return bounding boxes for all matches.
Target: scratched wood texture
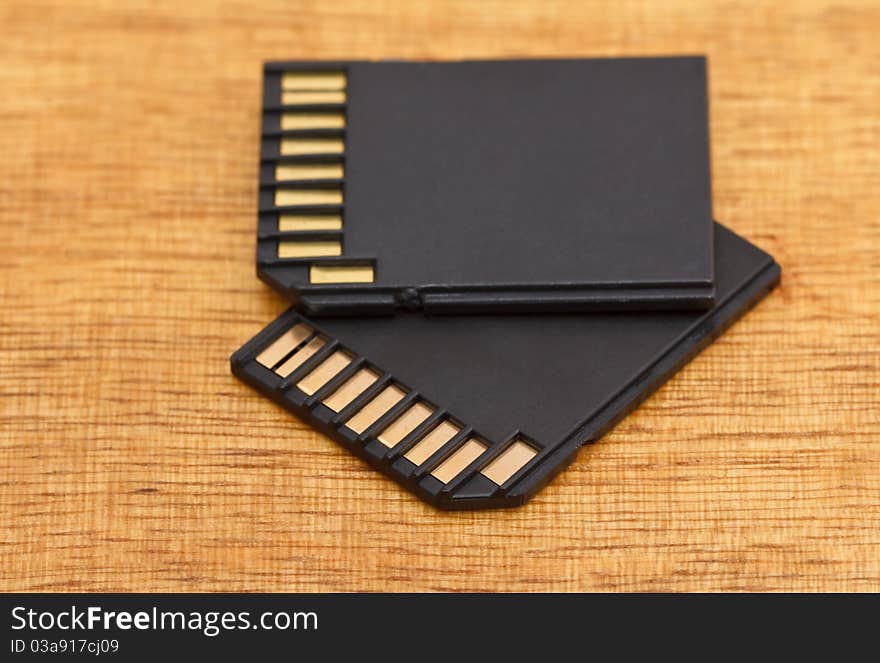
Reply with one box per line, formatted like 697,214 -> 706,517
1,0 -> 878,592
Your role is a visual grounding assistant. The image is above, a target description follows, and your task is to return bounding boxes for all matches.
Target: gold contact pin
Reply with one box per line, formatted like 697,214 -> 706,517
282,90 -> 347,105
282,71 -> 346,91
279,215 -> 343,232
278,240 -> 342,259
296,351 -> 352,396
309,264 -> 374,284
280,138 -> 345,156
281,113 -> 345,131
404,420 -> 460,466
378,402 -> 434,448
274,189 -> 343,207
276,164 -> 344,182
275,336 -> 325,378
345,384 -> 406,434
322,368 -> 379,413
431,439 -> 487,484
480,440 -> 538,485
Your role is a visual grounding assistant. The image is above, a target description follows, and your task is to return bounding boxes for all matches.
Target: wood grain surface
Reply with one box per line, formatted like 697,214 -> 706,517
1,0 -> 878,592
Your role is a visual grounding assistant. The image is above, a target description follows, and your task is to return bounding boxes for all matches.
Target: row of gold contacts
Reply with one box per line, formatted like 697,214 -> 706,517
258,181 -> 348,266
262,69 -> 348,160
256,236 -> 376,285
259,68 -> 375,286
265,246 -> 376,285
262,68 -> 347,131
251,319 -> 541,492
279,70 -> 347,106
261,68 -> 347,210
255,230 -> 375,284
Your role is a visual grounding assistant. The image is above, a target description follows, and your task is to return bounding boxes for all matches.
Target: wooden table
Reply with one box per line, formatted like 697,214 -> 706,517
2,0 -> 878,592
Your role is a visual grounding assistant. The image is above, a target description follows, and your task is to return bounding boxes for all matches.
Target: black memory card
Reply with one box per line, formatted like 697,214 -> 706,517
233,224 -> 779,509
256,57 -> 715,315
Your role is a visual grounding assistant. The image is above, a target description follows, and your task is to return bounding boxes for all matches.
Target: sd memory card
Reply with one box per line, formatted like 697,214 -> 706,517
256,57 -> 715,315
233,225 -> 778,509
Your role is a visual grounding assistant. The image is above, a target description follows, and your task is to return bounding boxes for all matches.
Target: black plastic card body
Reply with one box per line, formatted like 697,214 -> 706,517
257,57 -> 716,316
233,225 -> 779,509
